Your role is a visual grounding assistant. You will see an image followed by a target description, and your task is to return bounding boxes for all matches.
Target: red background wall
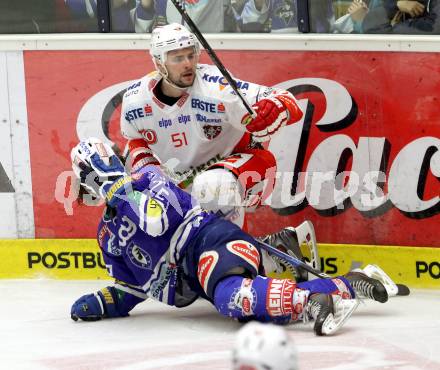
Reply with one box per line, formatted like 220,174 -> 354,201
24,50 -> 440,246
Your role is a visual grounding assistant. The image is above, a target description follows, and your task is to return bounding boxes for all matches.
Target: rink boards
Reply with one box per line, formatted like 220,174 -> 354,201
0,36 -> 439,289
0,239 -> 438,289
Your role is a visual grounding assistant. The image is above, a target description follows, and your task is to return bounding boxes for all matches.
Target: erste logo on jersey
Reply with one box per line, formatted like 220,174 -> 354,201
125,104 -> 153,123
144,104 -> 153,116
226,240 -> 260,271
202,73 -> 250,91
197,251 -> 219,294
191,98 -> 226,114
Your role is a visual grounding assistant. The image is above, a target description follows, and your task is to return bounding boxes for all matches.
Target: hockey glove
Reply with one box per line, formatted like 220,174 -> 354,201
71,287 -> 129,322
71,138 -> 132,207
241,95 -> 303,142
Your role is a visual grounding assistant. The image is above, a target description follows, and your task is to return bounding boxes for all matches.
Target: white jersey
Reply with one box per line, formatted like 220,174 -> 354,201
121,64 -> 283,183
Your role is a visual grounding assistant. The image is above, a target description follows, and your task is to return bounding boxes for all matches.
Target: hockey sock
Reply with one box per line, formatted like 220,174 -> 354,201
213,275 -> 309,324
297,276 -> 355,299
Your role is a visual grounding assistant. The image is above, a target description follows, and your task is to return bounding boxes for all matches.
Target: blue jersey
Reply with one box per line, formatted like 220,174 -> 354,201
97,166 -> 215,307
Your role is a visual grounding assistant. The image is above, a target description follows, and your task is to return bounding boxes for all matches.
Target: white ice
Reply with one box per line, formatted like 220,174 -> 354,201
0,280 -> 439,370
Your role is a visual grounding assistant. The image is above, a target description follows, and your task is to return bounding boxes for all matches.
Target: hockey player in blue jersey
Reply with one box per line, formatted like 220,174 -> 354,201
69,138 -> 388,336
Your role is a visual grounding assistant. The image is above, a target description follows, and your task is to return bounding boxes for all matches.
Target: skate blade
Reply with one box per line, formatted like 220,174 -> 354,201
321,297 -> 359,335
296,220 -> 320,271
362,264 -> 399,297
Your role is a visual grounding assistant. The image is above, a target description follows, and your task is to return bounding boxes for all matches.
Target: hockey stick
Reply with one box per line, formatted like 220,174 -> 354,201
257,239 -> 411,296
256,238 -> 330,279
170,0 -> 256,118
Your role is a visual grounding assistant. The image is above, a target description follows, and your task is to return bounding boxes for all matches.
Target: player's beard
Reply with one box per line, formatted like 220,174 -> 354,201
171,69 -> 195,88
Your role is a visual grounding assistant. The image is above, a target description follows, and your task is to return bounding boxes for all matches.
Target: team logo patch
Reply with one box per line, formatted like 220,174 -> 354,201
127,242 -> 153,270
226,240 -> 260,271
266,278 -> 296,317
203,125 -> 222,140
228,278 -> 257,316
197,251 -> 219,294
139,129 -> 157,145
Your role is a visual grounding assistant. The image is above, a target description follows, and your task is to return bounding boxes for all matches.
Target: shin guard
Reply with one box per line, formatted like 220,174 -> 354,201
213,275 -> 309,324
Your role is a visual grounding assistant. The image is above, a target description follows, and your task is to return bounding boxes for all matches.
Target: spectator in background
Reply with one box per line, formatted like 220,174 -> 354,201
309,0 -> 335,32
158,0 -> 236,33
64,0 -> 161,32
65,0 -> 237,33
270,0 -> 299,32
384,0 -> 440,34
0,0 -> 57,33
231,0 -> 272,32
333,0 -> 440,34
232,0 -> 334,33
333,0 -> 393,33
63,0 -> 100,31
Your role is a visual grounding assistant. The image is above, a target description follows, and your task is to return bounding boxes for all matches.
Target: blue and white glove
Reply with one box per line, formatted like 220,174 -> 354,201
71,138 -> 132,206
71,287 -> 129,322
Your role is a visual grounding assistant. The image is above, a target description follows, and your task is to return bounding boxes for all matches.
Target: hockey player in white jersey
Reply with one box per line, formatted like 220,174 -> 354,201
120,22 -> 313,278
118,23 -> 407,293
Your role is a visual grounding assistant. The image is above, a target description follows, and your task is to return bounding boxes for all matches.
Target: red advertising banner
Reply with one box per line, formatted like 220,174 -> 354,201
24,50 -> 440,246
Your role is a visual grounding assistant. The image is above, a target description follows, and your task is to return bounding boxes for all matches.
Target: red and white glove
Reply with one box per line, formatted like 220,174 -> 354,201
241,94 -> 303,142
127,138 -> 159,174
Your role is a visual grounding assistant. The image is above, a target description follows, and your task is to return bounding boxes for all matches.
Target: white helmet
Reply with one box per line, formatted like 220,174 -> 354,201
232,322 -> 298,370
149,23 -> 200,64
70,137 -> 126,200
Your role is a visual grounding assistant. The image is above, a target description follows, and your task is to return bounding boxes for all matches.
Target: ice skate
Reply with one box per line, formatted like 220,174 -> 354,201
306,293 -> 358,336
258,221 -> 319,281
344,271 -> 389,303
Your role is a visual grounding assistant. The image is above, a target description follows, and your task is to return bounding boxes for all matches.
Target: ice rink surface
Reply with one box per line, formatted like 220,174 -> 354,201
1,280 -> 439,370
